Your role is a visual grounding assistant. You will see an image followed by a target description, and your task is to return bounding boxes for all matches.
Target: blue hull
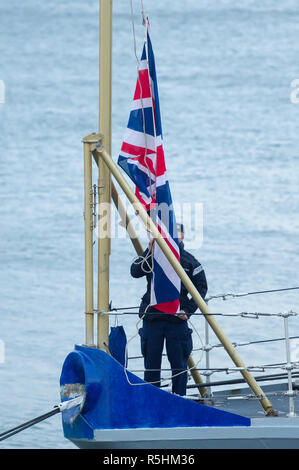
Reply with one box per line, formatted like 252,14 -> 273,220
59,345 -> 250,444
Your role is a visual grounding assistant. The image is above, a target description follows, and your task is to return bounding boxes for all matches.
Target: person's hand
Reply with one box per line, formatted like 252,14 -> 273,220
177,310 -> 188,321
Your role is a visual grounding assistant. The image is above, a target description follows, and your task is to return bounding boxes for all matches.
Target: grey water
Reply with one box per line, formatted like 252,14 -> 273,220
0,0 -> 299,449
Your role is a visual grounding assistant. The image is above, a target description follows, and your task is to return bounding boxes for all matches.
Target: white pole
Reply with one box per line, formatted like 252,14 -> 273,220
283,314 -> 296,417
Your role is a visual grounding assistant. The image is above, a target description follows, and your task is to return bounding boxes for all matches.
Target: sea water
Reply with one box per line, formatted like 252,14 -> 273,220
0,0 -> 298,448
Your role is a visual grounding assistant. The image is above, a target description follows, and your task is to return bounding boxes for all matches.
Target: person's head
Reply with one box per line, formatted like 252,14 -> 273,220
176,223 -> 184,243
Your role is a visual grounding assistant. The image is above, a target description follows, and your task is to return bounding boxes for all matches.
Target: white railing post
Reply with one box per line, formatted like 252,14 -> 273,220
204,301 -> 213,398
283,313 -> 296,417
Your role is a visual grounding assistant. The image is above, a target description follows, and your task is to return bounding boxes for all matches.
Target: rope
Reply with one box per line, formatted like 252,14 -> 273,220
110,285 -> 299,312
110,305 -> 139,311
192,334 -> 299,353
122,314 -> 205,388
0,409 -> 60,442
188,390 -> 299,401
186,371 -> 299,390
129,1 -> 158,304
186,389 -> 299,402
128,334 -> 299,360
99,310 -> 299,318
129,0 -> 154,201
132,249 -> 154,274
0,396 -> 83,442
206,286 -> 299,302
124,360 -> 299,377
193,361 -> 299,374
140,0 -> 146,22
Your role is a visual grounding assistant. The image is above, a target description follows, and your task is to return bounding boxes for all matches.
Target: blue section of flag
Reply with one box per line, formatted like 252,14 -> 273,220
128,107 -> 155,136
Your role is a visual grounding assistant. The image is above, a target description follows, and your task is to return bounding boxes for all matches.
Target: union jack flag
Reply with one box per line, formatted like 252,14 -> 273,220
118,18 -> 180,314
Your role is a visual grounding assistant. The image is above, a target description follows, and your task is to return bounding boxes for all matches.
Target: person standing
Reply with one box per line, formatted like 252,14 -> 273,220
130,223 -> 208,396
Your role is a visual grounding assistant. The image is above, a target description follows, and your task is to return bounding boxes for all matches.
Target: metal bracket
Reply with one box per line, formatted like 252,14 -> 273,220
82,132 -> 103,151
98,178 -> 105,195
92,184 -> 97,229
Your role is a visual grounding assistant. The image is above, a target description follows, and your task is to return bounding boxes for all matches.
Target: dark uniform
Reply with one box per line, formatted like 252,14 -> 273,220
130,241 -> 208,395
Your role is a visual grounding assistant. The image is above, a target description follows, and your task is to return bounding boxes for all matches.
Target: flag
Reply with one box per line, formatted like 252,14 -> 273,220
118,18 -> 180,314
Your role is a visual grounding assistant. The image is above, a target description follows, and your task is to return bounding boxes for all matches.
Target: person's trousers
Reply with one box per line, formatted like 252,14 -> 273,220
139,319 -> 193,396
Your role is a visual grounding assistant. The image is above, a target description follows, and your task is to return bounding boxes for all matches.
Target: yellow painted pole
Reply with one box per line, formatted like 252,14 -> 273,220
82,138 -> 95,346
187,356 -> 208,397
97,0 -> 112,351
95,144 -> 276,415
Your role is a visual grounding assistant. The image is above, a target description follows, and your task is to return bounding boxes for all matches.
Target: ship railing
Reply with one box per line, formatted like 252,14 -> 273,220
102,295 -> 299,417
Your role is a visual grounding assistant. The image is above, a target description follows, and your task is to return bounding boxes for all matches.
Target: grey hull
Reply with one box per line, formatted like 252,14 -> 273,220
70,417 -> 299,449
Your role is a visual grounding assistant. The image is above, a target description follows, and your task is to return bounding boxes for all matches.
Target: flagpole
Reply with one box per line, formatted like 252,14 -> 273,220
94,143 -> 276,416
82,136 -> 95,346
97,0 -> 112,351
